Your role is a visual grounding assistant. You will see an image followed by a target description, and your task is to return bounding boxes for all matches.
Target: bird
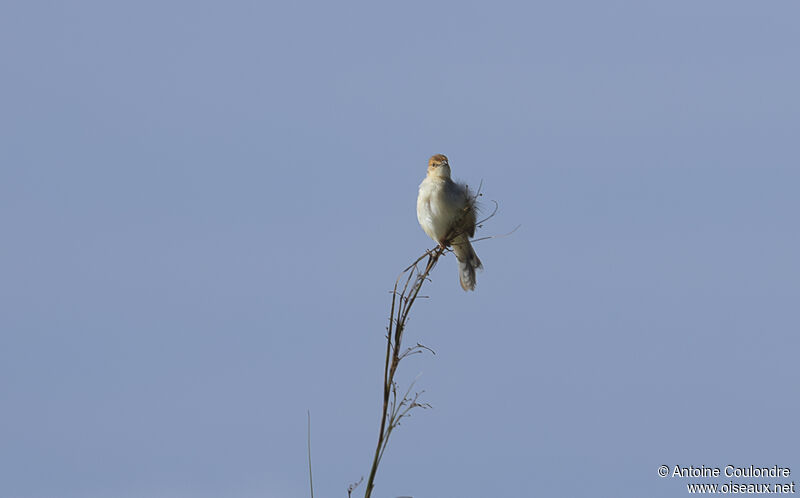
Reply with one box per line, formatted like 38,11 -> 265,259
416,154 -> 483,291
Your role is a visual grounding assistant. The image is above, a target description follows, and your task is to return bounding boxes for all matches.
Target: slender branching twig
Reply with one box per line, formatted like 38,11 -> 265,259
363,245 -> 443,498
362,185 -> 508,498
471,223 -> 521,244
347,477 -> 364,498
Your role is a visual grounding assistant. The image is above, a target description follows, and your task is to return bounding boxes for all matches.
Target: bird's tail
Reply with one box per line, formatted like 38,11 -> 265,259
452,235 -> 482,291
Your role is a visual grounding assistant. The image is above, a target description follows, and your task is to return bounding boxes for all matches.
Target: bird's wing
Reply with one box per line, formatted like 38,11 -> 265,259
452,182 -> 477,238
463,199 -> 477,238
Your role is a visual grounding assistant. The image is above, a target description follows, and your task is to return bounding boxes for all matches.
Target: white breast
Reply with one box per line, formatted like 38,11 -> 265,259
417,177 -> 465,243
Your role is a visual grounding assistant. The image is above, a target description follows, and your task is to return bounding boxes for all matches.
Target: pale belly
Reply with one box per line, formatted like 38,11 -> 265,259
417,178 -> 465,243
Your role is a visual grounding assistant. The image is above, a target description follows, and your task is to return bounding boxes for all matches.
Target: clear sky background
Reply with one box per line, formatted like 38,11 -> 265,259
1,1 -> 798,497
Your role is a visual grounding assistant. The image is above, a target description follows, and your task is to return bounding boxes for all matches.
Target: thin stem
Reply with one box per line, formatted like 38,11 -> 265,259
364,246 -> 444,498
307,410 -> 314,498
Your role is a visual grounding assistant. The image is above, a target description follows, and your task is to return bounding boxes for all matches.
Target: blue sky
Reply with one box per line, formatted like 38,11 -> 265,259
1,1 -> 798,497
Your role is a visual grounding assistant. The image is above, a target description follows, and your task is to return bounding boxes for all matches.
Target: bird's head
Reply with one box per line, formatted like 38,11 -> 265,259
427,154 -> 451,178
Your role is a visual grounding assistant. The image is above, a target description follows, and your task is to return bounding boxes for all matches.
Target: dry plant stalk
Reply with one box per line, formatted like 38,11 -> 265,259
363,246 -> 443,498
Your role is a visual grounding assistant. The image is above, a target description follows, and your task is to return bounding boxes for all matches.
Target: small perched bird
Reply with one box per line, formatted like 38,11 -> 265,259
416,154 -> 483,291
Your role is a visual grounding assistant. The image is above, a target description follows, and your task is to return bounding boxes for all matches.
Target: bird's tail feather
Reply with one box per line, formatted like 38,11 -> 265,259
452,236 -> 482,291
